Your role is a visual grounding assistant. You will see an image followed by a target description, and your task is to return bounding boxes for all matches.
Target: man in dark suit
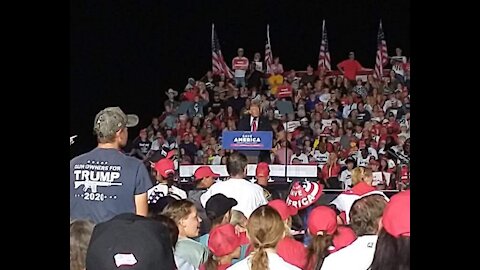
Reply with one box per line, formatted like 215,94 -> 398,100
237,100 -> 273,163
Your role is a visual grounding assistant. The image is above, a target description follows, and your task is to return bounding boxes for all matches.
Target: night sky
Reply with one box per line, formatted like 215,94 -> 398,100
70,0 -> 410,156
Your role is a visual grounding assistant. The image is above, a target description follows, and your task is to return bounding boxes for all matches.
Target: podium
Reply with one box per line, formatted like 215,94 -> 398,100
221,131 -> 273,163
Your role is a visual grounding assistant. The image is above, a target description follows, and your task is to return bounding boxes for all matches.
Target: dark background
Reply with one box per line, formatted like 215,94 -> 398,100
70,0 -> 410,157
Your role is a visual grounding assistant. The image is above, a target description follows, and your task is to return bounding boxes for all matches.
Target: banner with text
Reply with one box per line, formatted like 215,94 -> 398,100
222,131 -> 273,150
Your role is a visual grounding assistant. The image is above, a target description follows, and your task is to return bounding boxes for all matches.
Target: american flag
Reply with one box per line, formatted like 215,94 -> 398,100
212,24 -> 233,79
265,24 -> 273,75
317,20 -> 331,71
374,20 -> 388,79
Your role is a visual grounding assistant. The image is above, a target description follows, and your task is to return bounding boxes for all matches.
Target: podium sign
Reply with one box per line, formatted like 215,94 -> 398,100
222,131 -> 273,150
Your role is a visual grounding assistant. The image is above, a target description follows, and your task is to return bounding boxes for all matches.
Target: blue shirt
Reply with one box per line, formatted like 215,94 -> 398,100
70,148 -> 152,224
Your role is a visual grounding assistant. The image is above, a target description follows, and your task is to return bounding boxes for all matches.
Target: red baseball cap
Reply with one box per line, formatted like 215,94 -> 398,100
166,149 -> 176,159
286,181 -> 323,210
382,190 -> 410,237
208,224 -> 241,257
330,225 -> 357,253
256,162 -> 270,177
308,206 -> 337,235
194,166 -> 220,181
268,199 -> 298,221
154,158 -> 175,178
276,237 -> 307,269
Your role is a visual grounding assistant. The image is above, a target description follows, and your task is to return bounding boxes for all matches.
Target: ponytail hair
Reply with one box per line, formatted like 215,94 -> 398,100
306,231 -> 334,270
247,205 -> 285,270
204,252 -> 219,270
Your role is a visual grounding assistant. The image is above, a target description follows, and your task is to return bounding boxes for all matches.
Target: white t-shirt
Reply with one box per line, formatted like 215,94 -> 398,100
342,103 -> 358,119
290,153 -> 309,164
200,178 -> 267,218
313,151 -> 329,169
321,235 -> 378,270
330,191 -> 389,224
227,251 -> 300,270
339,169 -> 352,189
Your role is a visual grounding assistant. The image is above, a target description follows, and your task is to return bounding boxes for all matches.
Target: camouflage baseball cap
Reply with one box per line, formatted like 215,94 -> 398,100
93,107 -> 139,138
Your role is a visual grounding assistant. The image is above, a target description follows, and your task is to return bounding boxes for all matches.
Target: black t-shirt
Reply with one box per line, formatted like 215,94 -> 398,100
300,73 -> 317,86
210,100 -> 223,115
133,139 -> 152,155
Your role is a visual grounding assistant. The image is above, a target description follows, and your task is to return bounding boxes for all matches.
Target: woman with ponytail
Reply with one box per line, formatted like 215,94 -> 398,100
305,206 -> 338,270
227,205 -> 300,270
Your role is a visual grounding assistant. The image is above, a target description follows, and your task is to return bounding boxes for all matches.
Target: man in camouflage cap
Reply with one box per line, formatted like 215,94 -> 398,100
70,107 -> 152,224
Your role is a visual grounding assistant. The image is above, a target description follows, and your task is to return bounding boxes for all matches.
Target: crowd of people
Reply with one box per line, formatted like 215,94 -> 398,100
70,47 -> 410,270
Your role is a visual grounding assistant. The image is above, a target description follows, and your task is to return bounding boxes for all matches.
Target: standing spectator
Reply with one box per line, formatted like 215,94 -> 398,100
70,107 -> 151,224
148,158 -> 187,201
165,88 -> 180,110
149,215 -> 197,270
228,205 -> 300,270
232,48 -> 249,88
369,190 -> 410,270
301,65 -> 317,87
255,162 -> 282,201
336,51 -> 371,86
198,194 -> 238,246
201,224 -> 242,270
200,152 -> 267,218
268,200 -> 307,270
189,166 -> 220,235
390,47 -> 407,83
162,200 -> 209,268
248,52 -> 265,90
86,213 -> 176,270
305,206 -> 338,270
321,194 -> 388,270
70,219 -> 95,270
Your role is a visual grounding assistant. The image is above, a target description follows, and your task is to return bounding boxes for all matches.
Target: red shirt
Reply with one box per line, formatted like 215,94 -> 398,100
321,163 -> 341,180
276,237 -> 308,270
183,88 -> 198,102
338,59 -> 363,81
